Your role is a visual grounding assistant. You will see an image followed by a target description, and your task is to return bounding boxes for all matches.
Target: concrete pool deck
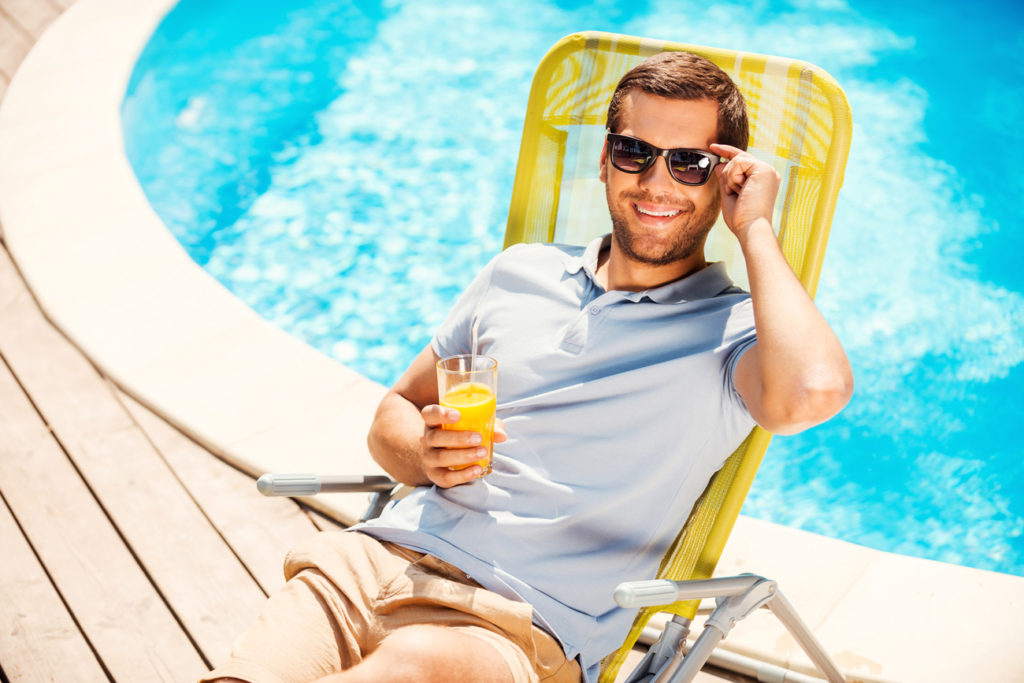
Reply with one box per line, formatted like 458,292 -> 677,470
1,0 -> 1022,681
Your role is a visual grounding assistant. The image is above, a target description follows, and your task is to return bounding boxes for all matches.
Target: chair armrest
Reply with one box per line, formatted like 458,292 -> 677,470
256,473 -> 397,496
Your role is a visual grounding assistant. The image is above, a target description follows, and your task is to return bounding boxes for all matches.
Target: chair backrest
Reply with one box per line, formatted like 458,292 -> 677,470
502,32 -> 851,681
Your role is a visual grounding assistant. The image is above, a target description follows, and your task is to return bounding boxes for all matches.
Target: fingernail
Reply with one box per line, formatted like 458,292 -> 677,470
469,433 -> 482,445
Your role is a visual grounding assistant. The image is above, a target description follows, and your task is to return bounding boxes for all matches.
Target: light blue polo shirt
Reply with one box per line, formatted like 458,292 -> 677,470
357,235 -> 757,681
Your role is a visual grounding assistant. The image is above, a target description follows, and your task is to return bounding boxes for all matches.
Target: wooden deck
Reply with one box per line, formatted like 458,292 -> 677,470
0,240 -> 349,680
0,0 -> 71,100
0,3 -> 347,677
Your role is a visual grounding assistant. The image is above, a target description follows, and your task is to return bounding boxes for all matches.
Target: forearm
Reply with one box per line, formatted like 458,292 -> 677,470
367,391 -> 432,486
739,218 -> 853,431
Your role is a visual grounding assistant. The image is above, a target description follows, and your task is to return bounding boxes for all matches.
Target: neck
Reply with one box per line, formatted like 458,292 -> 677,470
595,240 -> 707,292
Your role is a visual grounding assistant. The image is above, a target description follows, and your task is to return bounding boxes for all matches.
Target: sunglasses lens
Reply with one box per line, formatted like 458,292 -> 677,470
669,150 -> 714,185
610,136 -> 653,173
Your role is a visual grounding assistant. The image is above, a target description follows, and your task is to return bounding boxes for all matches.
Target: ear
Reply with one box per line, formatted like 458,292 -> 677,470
599,140 -> 608,184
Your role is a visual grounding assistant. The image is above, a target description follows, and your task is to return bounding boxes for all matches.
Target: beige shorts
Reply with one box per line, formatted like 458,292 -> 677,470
201,530 -> 581,683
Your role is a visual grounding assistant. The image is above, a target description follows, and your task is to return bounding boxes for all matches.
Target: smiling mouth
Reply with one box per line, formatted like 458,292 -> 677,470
634,203 -> 682,218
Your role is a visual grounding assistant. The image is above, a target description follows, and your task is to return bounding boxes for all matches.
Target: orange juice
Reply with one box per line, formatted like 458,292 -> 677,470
440,381 -> 496,473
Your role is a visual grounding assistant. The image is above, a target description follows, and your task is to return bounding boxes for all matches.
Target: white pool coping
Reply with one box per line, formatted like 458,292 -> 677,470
1,1 -> 1021,681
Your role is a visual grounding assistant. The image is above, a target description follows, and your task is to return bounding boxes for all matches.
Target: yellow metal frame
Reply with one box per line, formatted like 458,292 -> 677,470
501,32 -> 852,681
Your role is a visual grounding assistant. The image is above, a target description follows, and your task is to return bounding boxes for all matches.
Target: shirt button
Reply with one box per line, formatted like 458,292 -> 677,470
589,305 -> 600,315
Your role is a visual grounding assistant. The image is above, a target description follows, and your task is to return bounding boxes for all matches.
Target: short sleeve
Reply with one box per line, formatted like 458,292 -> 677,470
431,252 -> 501,359
722,298 -> 758,415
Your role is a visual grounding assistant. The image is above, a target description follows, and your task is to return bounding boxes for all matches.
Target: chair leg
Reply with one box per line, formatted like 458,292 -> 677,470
622,615 -> 691,683
765,590 -> 847,683
661,625 -> 724,683
360,485 -> 400,521
615,575 -> 847,683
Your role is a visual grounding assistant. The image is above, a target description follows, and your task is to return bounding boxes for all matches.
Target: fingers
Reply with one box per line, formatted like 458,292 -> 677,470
427,461 -> 486,488
420,404 -> 490,487
715,164 -> 745,197
421,403 -> 460,428
710,144 -> 757,195
709,144 -> 781,234
493,417 -> 508,444
710,144 -> 780,178
423,426 -> 487,461
710,142 -> 743,158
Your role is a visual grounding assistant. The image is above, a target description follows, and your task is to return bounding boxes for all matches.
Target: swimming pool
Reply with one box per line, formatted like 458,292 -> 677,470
122,0 -> 1024,576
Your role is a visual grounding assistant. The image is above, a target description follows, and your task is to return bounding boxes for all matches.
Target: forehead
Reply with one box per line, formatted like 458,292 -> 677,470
615,91 -> 719,149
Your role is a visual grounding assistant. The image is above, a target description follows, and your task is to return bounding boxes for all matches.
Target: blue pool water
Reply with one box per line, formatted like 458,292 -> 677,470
123,0 -> 1024,575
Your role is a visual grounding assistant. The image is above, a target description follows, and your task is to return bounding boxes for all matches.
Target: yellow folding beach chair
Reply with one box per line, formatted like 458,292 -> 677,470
260,31 -> 852,683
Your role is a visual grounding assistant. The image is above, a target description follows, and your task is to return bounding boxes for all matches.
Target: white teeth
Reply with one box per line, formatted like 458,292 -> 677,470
635,205 -> 681,217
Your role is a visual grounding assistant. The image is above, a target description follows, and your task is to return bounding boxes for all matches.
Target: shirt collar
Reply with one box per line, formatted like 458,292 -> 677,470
562,234 -> 738,304
562,234 -> 609,282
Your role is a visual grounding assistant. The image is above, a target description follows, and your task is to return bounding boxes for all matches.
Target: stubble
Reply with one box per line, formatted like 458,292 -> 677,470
607,189 -> 721,267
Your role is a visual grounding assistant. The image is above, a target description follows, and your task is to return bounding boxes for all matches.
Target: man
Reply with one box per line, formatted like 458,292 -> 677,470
204,51 -> 852,683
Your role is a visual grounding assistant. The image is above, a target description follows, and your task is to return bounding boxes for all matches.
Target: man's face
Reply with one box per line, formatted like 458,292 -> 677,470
600,92 -> 721,268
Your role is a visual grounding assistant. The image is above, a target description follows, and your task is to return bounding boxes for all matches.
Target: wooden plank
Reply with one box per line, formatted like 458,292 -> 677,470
0,13 -> 32,80
0,356 -> 206,681
118,388 -> 323,594
0,0 -> 59,39
308,506 -> 351,533
0,249 -> 266,666
44,0 -> 77,13
0,490 -> 108,682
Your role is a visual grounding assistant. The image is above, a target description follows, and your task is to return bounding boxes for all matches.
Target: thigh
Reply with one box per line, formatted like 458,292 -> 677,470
351,624 -> 519,683
203,532 -> 581,683
201,532 -> 409,682
199,568 -> 359,683
375,552 -> 580,683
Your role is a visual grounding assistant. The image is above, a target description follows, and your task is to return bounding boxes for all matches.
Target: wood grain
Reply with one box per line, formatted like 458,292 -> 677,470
0,490 -> 109,682
0,356 -> 206,681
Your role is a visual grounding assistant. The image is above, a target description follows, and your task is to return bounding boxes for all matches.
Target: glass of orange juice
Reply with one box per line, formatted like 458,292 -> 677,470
436,354 -> 497,476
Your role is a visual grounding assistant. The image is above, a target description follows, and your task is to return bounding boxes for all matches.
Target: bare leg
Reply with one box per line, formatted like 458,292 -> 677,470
314,625 -> 515,683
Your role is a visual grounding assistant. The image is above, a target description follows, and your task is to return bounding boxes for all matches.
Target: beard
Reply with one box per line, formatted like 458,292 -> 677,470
607,188 -> 721,267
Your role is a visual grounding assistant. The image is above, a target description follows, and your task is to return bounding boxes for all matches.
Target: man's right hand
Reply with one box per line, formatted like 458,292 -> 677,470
420,405 -> 504,488
368,346 -> 508,488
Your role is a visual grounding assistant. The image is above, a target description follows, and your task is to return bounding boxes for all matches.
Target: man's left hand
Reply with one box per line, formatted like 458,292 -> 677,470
711,143 -> 781,238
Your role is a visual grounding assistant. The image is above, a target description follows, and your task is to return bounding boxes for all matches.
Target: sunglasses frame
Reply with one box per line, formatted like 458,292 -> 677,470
605,132 -> 726,186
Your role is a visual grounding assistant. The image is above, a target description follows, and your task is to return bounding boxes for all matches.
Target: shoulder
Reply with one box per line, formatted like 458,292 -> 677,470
492,241 -> 584,274
713,292 -> 756,346
730,294 -> 756,329
499,241 -> 583,259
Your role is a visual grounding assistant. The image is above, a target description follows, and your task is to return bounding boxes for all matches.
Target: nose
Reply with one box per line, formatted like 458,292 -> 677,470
638,152 -> 679,194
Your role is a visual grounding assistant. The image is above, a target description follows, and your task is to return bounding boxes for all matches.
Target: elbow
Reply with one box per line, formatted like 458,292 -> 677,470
365,390 -> 431,486
366,427 -> 385,469
366,394 -> 397,469
366,419 -> 407,483
759,366 -> 854,435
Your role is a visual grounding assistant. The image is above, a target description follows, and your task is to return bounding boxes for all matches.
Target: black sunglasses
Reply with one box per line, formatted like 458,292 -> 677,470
606,132 -> 726,186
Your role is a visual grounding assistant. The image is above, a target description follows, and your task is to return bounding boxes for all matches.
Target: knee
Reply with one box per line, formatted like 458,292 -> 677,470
376,625 -> 451,671
368,625 -> 497,683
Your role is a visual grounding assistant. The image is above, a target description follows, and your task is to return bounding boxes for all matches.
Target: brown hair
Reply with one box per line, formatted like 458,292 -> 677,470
606,51 -> 749,150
